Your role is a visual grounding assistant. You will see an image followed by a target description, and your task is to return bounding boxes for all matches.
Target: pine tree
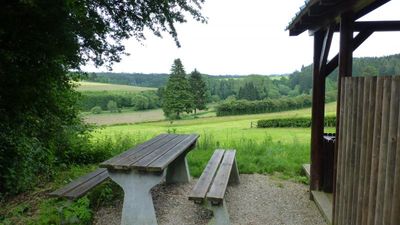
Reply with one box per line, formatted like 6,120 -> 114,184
189,69 -> 207,114
162,59 -> 193,118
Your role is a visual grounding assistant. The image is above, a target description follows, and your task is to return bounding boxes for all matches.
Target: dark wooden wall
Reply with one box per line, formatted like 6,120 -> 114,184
334,76 -> 400,225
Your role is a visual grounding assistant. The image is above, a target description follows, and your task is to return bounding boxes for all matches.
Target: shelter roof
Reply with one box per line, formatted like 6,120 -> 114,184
287,0 -> 390,36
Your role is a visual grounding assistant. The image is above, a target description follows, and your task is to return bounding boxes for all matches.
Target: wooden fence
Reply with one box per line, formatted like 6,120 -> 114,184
334,76 -> 400,225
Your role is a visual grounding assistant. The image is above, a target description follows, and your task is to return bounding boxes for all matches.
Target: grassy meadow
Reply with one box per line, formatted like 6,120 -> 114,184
76,81 -> 156,92
90,101 -> 337,180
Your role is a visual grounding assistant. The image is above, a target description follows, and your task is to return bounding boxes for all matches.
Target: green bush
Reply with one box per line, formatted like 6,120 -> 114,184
90,106 -> 102,114
215,93 -> 336,117
257,116 -> 336,128
107,100 -> 118,112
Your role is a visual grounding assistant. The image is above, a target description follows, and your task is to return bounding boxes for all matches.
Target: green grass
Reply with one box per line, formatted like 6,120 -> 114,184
75,81 -> 156,92
90,102 -> 337,180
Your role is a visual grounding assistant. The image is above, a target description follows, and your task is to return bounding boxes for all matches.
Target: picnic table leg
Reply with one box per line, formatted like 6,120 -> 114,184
108,170 -> 164,225
166,153 -> 191,184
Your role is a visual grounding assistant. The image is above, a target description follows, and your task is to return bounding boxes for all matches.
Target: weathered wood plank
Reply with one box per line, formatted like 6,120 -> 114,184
334,77 -> 346,224
373,77 -> 392,225
356,77 -> 371,225
361,77 -> 377,225
148,134 -> 199,171
100,134 -> 170,168
206,150 -> 236,204
390,82 -> 400,224
343,77 -> 354,224
189,150 -> 225,203
49,168 -> 109,199
134,135 -> 188,168
367,77 -> 384,225
382,76 -> 400,224
64,169 -> 109,199
351,77 -> 364,225
113,134 -> 180,169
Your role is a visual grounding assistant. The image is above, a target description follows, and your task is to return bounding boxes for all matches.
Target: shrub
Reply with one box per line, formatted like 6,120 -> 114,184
90,106 -> 102,114
107,100 -> 118,112
257,116 -> 336,128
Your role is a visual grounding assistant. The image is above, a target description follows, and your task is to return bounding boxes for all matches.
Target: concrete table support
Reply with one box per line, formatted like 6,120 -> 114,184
108,170 -> 165,225
166,153 -> 191,184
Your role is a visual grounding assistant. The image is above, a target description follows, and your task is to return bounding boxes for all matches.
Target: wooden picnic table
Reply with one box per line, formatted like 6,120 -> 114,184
99,133 -> 199,225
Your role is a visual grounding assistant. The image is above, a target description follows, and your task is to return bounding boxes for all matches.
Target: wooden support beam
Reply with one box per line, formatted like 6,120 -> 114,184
333,21 -> 400,32
310,29 -> 326,192
325,30 -> 373,77
319,25 -> 334,72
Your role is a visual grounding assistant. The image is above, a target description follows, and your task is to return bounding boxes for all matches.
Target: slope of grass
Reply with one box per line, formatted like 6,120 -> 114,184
75,81 -> 156,92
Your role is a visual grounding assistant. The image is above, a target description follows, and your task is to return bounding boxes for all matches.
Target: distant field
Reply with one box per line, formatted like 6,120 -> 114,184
75,81 -> 156,92
85,101 -> 336,126
91,101 -> 337,144
84,108 -> 216,125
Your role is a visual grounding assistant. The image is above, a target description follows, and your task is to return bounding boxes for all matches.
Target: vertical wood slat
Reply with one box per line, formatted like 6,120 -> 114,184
390,77 -> 400,224
383,76 -> 400,224
373,77 -> 391,225
367,77 -> 384,225
333,76 -> 347,223
361,77 -> 377,225
335,76 -> 399,225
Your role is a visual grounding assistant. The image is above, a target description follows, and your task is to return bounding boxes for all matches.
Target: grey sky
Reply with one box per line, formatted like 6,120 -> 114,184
84,0 -> 400,75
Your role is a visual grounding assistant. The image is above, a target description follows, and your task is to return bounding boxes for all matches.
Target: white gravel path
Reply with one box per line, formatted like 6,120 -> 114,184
93,174 -> 327,225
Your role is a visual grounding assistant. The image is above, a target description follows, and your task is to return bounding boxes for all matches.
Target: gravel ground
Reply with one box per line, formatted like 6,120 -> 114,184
93,174 -> 327,225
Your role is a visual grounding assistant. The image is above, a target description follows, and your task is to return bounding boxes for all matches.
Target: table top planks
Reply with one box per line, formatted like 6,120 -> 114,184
100,133 -> 199,171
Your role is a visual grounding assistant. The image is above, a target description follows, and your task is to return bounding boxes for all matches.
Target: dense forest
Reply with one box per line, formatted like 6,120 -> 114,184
83,54 -> 400,102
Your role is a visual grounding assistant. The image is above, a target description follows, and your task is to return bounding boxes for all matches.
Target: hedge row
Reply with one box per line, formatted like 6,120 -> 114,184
216,95 -> 311,116
78,90 -> 160,111
257,116 -> 336,128
216,91 -> 336,117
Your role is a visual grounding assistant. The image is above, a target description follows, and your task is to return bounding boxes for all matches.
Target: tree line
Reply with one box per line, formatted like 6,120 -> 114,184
82,53 -> 400,102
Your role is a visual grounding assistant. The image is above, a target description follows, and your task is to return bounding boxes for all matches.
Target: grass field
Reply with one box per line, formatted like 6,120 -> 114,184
75,81 -> 156,92
90,102 -> 337,179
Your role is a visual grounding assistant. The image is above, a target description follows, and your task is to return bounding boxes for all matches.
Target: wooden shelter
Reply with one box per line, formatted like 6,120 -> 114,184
287,0 -> 400,224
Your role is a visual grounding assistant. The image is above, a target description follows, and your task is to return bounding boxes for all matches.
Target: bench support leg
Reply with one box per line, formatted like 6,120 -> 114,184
108,170 -> 164,225
166,154 -> 191,184
228,158 -> 240,185
206,200 -> 231,225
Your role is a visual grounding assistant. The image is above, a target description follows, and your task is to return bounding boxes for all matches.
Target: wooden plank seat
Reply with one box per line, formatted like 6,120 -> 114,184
49,168 -> 109,200
189,149 -> 240,225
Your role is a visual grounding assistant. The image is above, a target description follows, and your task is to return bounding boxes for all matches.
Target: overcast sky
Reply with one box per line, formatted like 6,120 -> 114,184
83,0 -> 400,75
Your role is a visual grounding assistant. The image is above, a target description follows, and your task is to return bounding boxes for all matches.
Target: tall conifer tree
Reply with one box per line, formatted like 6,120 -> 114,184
162,59 -> 193,118
189,69 -> 207,114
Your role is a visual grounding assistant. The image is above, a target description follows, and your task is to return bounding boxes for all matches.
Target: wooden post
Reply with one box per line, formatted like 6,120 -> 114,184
310,30 -> 325,192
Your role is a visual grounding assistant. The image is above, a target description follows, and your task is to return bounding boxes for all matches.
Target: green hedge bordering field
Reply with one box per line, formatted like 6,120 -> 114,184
257,116 -> 336,128
216,91 -> 336,117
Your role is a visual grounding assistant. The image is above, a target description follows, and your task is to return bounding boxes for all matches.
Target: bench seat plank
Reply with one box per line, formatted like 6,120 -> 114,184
206,150 -> 237,204
49,168 -> 109,200
147,134 -> 199,171
189,150 -> 225,202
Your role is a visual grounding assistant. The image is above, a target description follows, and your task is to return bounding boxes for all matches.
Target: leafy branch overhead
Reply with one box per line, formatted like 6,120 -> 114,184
71,0 -> 207,67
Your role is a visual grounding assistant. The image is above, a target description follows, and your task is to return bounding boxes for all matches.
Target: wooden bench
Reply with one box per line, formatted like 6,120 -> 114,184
49,168 -> 109,200
189,149 -> 240,225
